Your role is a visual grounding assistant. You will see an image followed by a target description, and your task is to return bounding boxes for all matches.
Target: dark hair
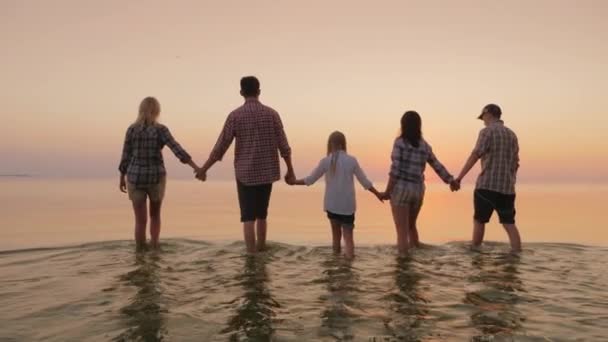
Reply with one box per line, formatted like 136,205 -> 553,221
240,76 -> 260,97
483,103 -> 502,118
400,111 -> 422,148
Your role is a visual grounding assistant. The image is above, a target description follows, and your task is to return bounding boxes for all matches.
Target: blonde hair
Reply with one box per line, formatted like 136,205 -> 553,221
327,131 -> 347,176
135,97 -> 161,126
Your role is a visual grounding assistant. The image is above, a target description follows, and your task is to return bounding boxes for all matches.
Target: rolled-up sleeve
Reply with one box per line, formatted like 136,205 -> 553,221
273,112 -> 291,158
160,126 -> 191,163
389,140 -> 403,178
209,113 -> 236,162
118,127 -> 133,174
304,158 -> 328,186
426,144 -> 453,184
353,159 -> 373,190
472,129 -> 490,158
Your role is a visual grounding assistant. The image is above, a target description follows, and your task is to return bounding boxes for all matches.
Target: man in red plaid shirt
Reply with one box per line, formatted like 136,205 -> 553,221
197,76 -> 295,253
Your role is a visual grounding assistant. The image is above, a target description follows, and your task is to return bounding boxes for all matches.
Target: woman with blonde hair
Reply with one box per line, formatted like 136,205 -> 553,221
288,131 -> 383,259
119,97 -> 199,249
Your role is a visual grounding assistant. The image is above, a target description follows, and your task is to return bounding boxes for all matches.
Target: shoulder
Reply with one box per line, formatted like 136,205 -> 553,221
393,137 -> 405,147
478,127 -> 491,138
261,103 -> 280,118
318,155 -> 331,166
343,153 -> 358,164
420,139 -> 433,151
155,123 -> 170,133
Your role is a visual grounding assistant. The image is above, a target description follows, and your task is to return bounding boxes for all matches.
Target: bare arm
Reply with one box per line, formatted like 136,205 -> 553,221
457,130 -> 488,182
456,153 -> 480,182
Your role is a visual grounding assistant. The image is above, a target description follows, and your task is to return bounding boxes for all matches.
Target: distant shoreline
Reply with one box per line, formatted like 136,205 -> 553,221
0,174 -> 33,178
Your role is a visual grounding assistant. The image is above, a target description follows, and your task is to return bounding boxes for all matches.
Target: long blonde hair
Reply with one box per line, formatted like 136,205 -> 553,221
135,96 -> 161,126
327,131 -> 347,176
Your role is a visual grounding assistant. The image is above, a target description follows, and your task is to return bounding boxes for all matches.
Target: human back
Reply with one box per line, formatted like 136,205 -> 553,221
475,120 -> 519,195
230,100 -> 286,184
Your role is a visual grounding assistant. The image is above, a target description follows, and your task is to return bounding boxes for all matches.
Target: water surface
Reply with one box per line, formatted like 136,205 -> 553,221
0,240 -> 606,341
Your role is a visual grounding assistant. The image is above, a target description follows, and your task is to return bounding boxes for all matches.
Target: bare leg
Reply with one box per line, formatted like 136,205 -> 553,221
330,220 -> 342,255
149,200 -> 162,249
408,204 -> 422,248
502,223 -> 522,252
256,219 -> 267,252
391,205 -> 410,255
132,199 -> 148,250
472,219 -> 485,249
342,227 -> 354,260
243,221 -> 256,254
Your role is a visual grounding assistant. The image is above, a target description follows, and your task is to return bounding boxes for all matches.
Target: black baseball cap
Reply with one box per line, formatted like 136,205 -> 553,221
478,103 -> 502,120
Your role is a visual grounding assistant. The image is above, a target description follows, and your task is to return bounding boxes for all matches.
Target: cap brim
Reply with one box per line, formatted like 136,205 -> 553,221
477,113 -> 484,120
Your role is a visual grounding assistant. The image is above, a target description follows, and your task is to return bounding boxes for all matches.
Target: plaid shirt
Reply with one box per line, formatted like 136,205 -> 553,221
119,123 -> 191,188
390,138 -> 453,185
473,120 -> 519,195
209,98 -> 291,186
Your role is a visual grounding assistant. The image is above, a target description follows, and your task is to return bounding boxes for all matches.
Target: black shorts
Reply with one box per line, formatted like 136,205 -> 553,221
237,181 -> 273,222
327,211 -> 355,229
474,189 -> 516,224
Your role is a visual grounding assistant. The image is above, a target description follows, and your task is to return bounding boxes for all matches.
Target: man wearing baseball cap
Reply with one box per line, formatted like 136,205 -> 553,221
455,104 -> 522,252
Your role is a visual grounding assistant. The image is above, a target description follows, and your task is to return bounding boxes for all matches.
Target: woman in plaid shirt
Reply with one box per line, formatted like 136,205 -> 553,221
382,111 -> 459,254
119,97 -> 199,250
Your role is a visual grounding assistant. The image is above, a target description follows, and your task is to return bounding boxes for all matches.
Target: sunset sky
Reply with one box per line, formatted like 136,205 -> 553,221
1,0 -> 607,183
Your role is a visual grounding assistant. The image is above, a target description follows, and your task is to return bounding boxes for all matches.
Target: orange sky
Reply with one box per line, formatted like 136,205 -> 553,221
1,0 -> 607,182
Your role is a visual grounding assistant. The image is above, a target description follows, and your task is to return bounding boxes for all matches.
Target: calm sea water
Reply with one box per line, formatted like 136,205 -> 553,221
0,179 -> 607,341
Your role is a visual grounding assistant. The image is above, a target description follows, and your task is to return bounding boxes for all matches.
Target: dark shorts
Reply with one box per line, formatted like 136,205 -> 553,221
474,189 -> 516,224
327,211 -> 355,229
237,181 -> 273,222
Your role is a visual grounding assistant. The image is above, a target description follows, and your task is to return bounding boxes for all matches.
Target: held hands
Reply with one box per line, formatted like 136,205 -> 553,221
195,167 -> 207,182
284,169 -> 296,185
449,178 -> 461,192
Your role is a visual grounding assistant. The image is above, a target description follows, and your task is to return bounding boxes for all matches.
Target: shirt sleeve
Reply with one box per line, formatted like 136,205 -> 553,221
159,126 -> 192,163
353,158 -> 373,190
426,143 -> 454,184
304,158 -> 328,186
389,139 -> 403,178
273,112 -> 292,158
209,113 -> 236,162
472,129 -> 490,158
513,135 -> 520,172
118,126 -> 133,174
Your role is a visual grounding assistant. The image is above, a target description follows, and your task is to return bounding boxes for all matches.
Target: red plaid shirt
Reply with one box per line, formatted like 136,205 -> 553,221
209,98 -> 291,185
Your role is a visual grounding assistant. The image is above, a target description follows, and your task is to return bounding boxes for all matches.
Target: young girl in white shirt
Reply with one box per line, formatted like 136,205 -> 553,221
289,131 -> 383,259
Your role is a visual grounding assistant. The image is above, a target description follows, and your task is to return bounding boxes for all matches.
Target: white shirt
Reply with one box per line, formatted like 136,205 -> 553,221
304,151 -> 373,215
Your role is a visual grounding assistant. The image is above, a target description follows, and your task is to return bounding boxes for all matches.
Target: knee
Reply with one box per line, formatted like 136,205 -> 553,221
149,211 -> 161,220
135,216 -> 147,227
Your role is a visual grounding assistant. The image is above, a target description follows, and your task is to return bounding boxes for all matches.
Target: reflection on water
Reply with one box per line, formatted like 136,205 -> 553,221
383,256 -> 430,341
115,251 -> 167,342
465,251 -> 524,341
222,254 -> 279,341
0,240 -> 606,341
318,257 -> 358,340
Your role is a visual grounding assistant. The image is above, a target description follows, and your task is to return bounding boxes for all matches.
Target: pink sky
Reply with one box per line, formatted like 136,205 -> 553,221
1,0 -> 607,182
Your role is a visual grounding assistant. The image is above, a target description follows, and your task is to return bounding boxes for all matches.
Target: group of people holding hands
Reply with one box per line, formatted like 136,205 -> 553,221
119,76 -> 522,258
